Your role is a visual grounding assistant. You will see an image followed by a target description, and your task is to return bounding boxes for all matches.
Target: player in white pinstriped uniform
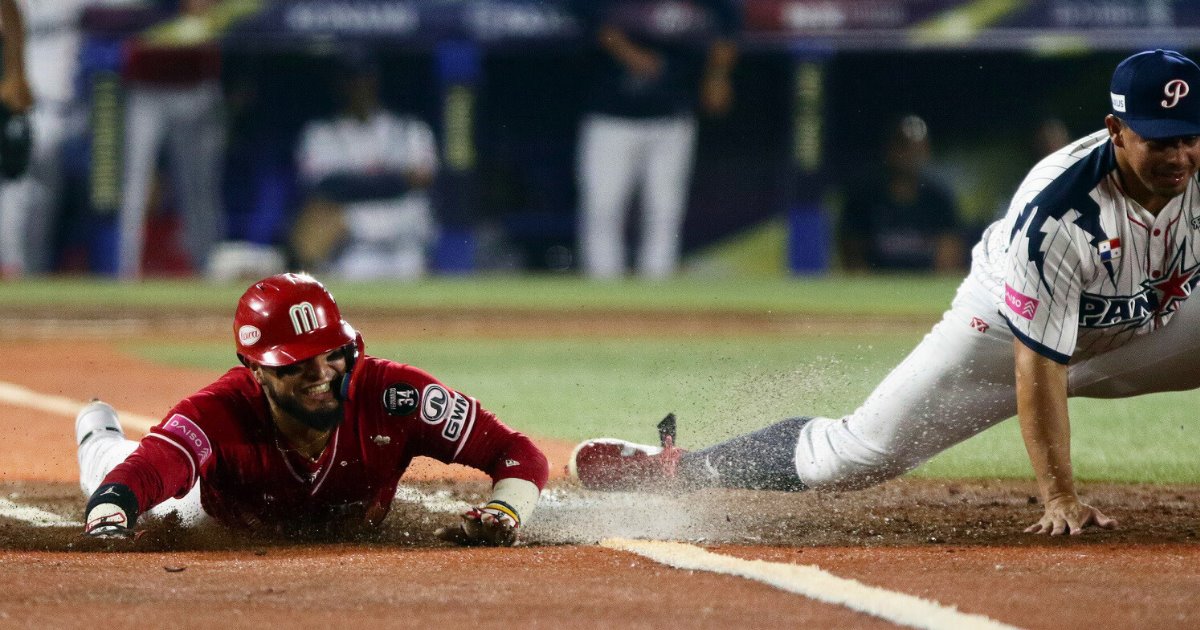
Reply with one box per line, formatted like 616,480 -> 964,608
571,49 -> 1200,535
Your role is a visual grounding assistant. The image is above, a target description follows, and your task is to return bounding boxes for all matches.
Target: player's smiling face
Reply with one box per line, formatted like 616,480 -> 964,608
255,347 -> 349,431
1108,115 -> 1200,212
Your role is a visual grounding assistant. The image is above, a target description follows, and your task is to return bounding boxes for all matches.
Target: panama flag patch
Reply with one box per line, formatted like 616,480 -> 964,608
1098,238 -> 1122,262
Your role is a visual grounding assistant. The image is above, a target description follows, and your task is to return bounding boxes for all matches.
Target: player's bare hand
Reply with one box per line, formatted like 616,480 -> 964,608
435,502 -> 520,547
1025,496 -> 1117,536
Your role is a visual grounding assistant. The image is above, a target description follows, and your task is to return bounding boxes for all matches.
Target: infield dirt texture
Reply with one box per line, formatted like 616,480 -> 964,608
1,279 -> 1198,629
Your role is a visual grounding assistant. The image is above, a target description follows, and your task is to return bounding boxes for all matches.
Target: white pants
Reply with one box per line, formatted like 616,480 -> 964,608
0,101 -> 78,275
78,428 -> 206,527
335,195 -> 434,280
118,81 -> 225,280
0,181 -> 23,275
577,114 -> 697,280
795,279 -> 1200,489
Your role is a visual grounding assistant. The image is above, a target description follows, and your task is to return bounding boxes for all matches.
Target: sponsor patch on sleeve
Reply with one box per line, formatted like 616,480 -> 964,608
161,414 -> 213,466
421,384 -> 451,424
1005,283 -> 1039,320
442,394 -> 475,442
382,382 -> 420,416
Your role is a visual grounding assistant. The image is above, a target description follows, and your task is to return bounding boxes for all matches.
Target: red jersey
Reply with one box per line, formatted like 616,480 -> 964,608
104,354 -> 548,532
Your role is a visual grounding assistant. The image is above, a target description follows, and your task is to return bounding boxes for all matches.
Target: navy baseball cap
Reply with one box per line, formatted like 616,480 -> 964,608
1110,49 -> 1200,139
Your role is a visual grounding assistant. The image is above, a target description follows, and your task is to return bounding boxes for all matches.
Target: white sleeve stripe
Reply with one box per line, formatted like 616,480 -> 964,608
145,432 -> 198,487
451,397 -> 478,462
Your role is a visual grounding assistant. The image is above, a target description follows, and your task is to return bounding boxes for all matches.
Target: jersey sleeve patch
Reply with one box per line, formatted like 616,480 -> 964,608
1004,283 -> 1040,320
443,393 -> 476,444
382,382 -> 420,416
421,384 -> 451,424
161,413 -> 213,466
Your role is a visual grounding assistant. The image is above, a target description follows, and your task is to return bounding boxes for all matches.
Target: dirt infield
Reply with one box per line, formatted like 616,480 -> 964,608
1,313 -> 1198,629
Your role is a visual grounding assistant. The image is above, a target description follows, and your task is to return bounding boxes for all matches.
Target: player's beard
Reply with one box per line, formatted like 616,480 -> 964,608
263,380 -> 345,432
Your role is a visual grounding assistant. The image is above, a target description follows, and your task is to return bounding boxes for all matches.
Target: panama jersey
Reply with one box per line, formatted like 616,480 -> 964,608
970,129 -> 1200,363
297,110 -> 437,183
104,356 -> 547,531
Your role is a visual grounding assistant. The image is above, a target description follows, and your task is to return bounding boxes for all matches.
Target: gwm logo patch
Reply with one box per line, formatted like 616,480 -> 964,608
421,384 -> 451,424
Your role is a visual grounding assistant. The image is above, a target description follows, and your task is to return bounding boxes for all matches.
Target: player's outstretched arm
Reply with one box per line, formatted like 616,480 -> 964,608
1014,340 -> 1117,535
435,478 -> 540,547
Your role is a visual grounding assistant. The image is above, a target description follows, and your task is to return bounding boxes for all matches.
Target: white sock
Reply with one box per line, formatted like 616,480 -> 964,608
78,436 -> 138,497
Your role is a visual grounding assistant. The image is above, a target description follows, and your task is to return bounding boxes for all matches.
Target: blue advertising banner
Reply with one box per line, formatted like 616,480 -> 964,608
212,1 -> 1200,52
745,0 -> 1200,51
222,0 -> 581,48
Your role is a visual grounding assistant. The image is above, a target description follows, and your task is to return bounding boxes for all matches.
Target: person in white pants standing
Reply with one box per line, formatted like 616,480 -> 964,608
574,0 -> 738,280
0,0 -> 31,278
1,0 -> 139,277
116,0 -> 225,280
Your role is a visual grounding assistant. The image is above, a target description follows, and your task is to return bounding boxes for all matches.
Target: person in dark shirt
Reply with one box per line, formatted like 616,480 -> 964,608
574,0 -> 738,279
838,115 -> 965,273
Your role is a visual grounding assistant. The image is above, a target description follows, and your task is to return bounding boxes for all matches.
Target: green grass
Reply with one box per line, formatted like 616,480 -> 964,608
131,325 -> 1200,485
0,275 -> 961,316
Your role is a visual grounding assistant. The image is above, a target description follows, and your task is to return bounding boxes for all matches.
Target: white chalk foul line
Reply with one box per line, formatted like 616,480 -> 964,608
0,380 -> 159,434
0,380 -> 158,528
393,486 -> 472,514
601,538 -> 1021,630
0,498 -> 79,528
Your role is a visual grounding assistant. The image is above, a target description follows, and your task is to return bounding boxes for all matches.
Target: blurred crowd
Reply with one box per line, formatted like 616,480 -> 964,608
0,0 -> 1078,282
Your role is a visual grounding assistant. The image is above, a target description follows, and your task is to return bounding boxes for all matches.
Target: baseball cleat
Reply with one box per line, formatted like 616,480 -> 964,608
75,400 -> 125,447
569,414 -> 685,491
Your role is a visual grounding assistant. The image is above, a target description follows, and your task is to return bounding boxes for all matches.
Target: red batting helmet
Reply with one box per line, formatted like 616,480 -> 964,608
233,273 -> 357,367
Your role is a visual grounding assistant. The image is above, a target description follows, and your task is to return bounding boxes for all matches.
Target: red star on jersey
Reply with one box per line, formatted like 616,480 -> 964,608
1148,244 -> 1200,315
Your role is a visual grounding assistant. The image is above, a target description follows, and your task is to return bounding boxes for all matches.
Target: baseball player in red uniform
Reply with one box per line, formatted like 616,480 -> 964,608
572,49 -> 1200,536
77,273 -> 548,545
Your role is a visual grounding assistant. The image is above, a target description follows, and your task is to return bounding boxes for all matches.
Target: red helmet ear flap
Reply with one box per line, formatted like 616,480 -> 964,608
233,273 -> 357,367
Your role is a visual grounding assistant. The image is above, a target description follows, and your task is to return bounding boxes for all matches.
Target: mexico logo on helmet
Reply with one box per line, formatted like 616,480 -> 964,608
233,273 -> 358,368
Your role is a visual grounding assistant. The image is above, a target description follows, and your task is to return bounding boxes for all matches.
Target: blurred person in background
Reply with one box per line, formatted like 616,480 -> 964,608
1,0 -> 140,279
0,0 -> 31,278
838,114 -> 965,273
1032,116 -> 1072,160
574,0 -> 739,280
290,51 -> 438,281
116,0 -> 236,280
